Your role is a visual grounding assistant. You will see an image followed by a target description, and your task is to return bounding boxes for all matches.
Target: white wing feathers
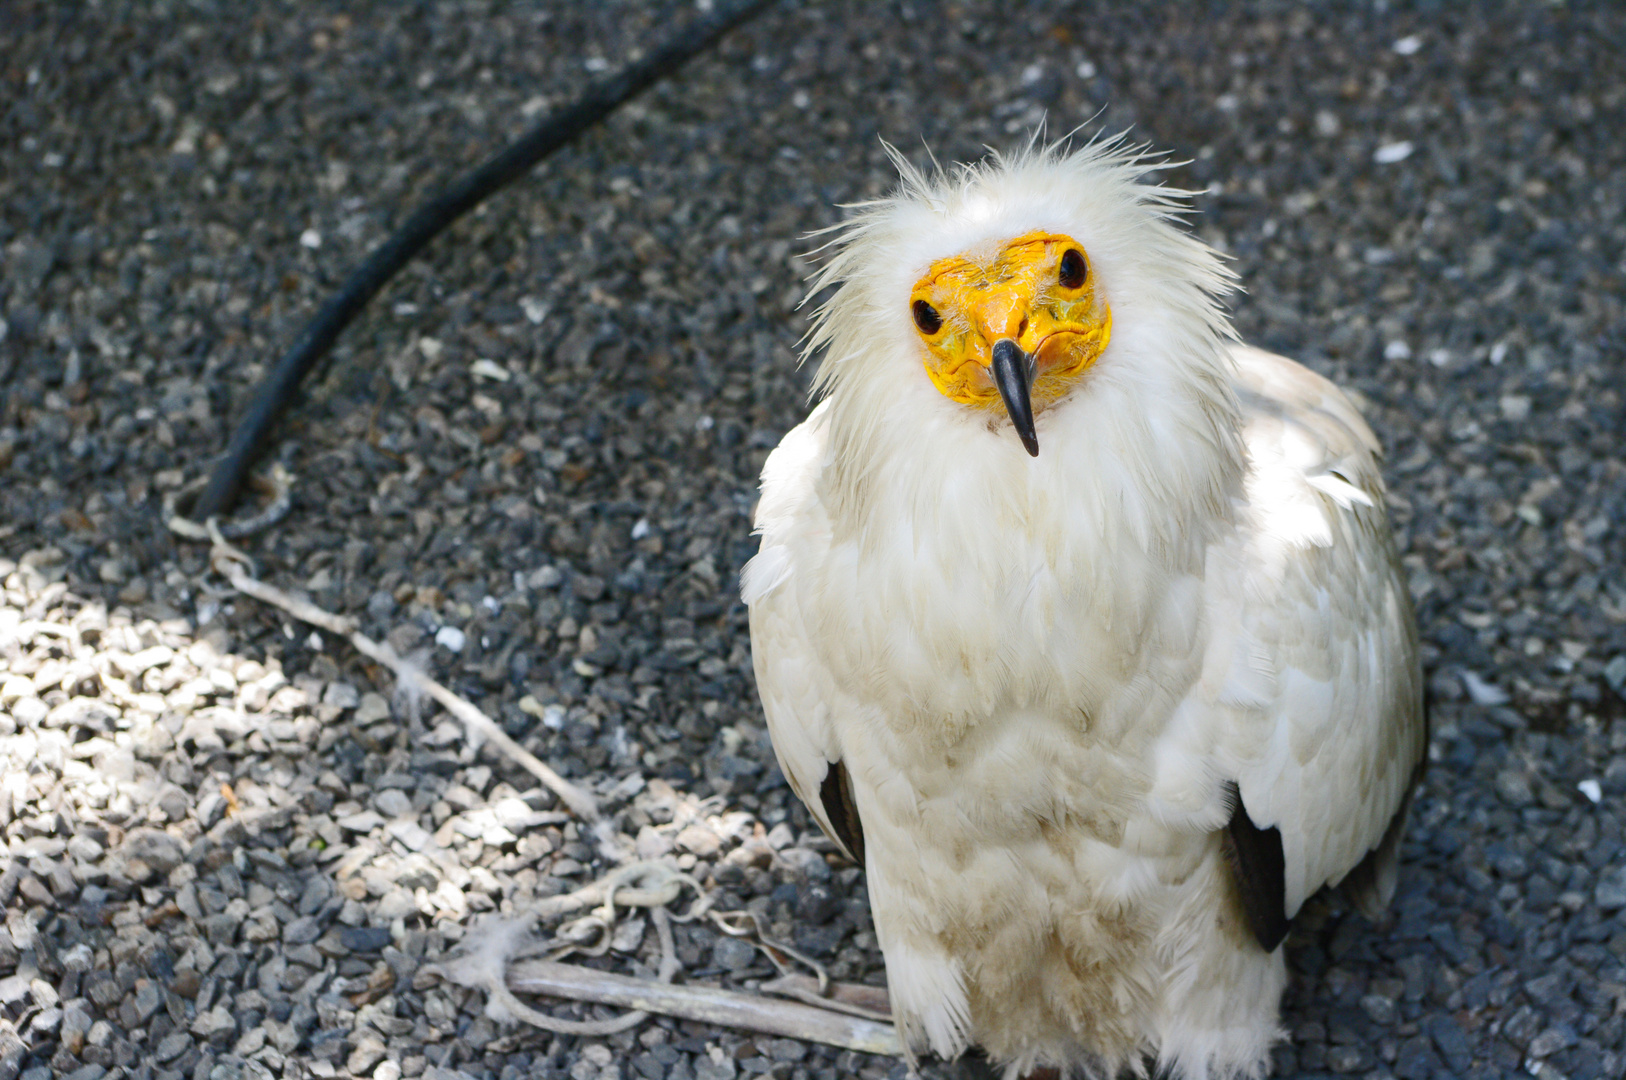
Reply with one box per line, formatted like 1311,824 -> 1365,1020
743,403 -> 854,855
1218,345 -> 1424,917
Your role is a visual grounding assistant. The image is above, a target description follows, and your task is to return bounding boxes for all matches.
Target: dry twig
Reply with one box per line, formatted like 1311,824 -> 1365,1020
181,520 -> 609,843
504,958 -> 902,1055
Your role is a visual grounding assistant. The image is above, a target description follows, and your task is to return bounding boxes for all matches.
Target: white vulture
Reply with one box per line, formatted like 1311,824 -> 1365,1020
741,141 -> 1424,1080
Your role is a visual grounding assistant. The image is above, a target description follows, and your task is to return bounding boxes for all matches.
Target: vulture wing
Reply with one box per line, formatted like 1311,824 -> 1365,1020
741,403 -> 867,863
1214,345 -> 1426,937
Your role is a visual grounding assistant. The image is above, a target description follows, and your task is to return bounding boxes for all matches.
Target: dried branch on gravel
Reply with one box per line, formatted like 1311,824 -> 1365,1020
181,521 -> 615,852
503,958 -> 902,1055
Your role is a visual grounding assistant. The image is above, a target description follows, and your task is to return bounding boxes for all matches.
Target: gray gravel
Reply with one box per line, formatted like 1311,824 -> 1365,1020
3,2 -> 1625,1080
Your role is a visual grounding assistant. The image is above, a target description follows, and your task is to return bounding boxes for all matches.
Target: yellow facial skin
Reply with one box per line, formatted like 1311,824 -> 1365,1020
909,231 -> 1112,412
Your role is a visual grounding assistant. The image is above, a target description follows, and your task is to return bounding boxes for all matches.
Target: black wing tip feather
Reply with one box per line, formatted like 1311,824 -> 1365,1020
1221,782 -> 1290,952
818,760 -> 866,866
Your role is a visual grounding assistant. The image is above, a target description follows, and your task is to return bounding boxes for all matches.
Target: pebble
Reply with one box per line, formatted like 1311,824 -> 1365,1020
375,789 -> 414,819
674,822 -> 722,858
283,916 -> 324,945
1372,140 -> 1414,165
712,937 -> 758,973
154,1033 -> 191,1063
323,681 -> 360,709
1595,867 -> 1626,910
338,926 -> 394,952
356,692 -> 392,724
130,981 -> 163,1024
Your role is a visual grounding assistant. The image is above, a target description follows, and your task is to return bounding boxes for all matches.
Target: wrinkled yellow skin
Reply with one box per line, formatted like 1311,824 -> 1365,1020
910,231 -> 1112,411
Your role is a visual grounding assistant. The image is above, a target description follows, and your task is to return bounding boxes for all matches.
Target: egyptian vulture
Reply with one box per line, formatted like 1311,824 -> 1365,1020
742,141 -> 1424,1080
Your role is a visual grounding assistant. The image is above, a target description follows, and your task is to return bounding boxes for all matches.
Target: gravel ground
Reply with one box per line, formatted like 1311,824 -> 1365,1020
3,2 -> 1625,1079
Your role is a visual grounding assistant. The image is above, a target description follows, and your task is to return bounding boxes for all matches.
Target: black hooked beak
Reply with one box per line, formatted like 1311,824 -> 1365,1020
991,339 -> 1039,457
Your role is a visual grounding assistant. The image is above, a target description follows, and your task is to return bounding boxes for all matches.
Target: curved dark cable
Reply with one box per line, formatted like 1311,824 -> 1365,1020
192,0 -> 774,521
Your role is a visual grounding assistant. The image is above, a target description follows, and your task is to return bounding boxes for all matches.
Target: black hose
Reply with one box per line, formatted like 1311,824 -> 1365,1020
191,0 -> 774,521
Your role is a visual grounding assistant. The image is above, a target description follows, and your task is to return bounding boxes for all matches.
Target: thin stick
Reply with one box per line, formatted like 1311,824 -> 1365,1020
208,542 -> 602,829
505,959 -> 902,1056
759,974 -> 893,1023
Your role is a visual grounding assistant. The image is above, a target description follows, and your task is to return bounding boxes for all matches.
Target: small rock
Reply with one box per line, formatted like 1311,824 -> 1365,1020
29,978 -> 58,1009
298,875 -> 333,915
1493,769 -> 1534,808
130,980 -> 163,1024
796,883 -> 841,926
1527,1023 -> 1578,1058
157,787 -> 191,821
338,926 -> 393,952
366,591 -> 397,622
1524,972 -> 1570,1007
337,810 -> 387,832
60,943 -> 94,973
1461,670 -> 1510,706
323,682 -> 359,709
17,876 -> 53,908
119,828 -> 186,876
374,790 -> 413,819
0,977 -> 29,1007
154,1032 -> 192,1063
195,791 -> 227,829
712,936 -> 758,972
434,626 -> 466,653
634,826 -> 673,861
778,847 -> 831,881
1595,866 -> 1626,911
60,1005 -> 92,1054
1324,1043 -> 1370,1073
1372,140 -> 1413,165
348,1036 -> 388,1076
393,857 -> 438,891
66,835 -> 104,862
283,916 -> 323,945
191,1004 -> 236,1044
116,645 -> 174,677
1424,1014 -> 1473,1073
695,1055 -> 737,1080
610,915 -> 646,954
355,692 -> 391,725
372,884 -> 413,917
202,912 -> 240,945
170,969 -> 202,998
0,675 -> 34,706
674,822 -> 721,858
27,1008 -> 60,1036
233,1027 -> 267,1057
1605,655 -> 1626,697
85,976 -> 123,1010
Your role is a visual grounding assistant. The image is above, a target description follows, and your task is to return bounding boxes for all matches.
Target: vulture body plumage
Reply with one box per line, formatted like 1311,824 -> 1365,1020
743,142 -> 1424,1080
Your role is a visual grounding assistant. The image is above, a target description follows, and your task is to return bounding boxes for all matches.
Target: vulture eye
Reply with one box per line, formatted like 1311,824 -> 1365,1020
913,299 -> 942,335
1058,248 -> 1087,290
